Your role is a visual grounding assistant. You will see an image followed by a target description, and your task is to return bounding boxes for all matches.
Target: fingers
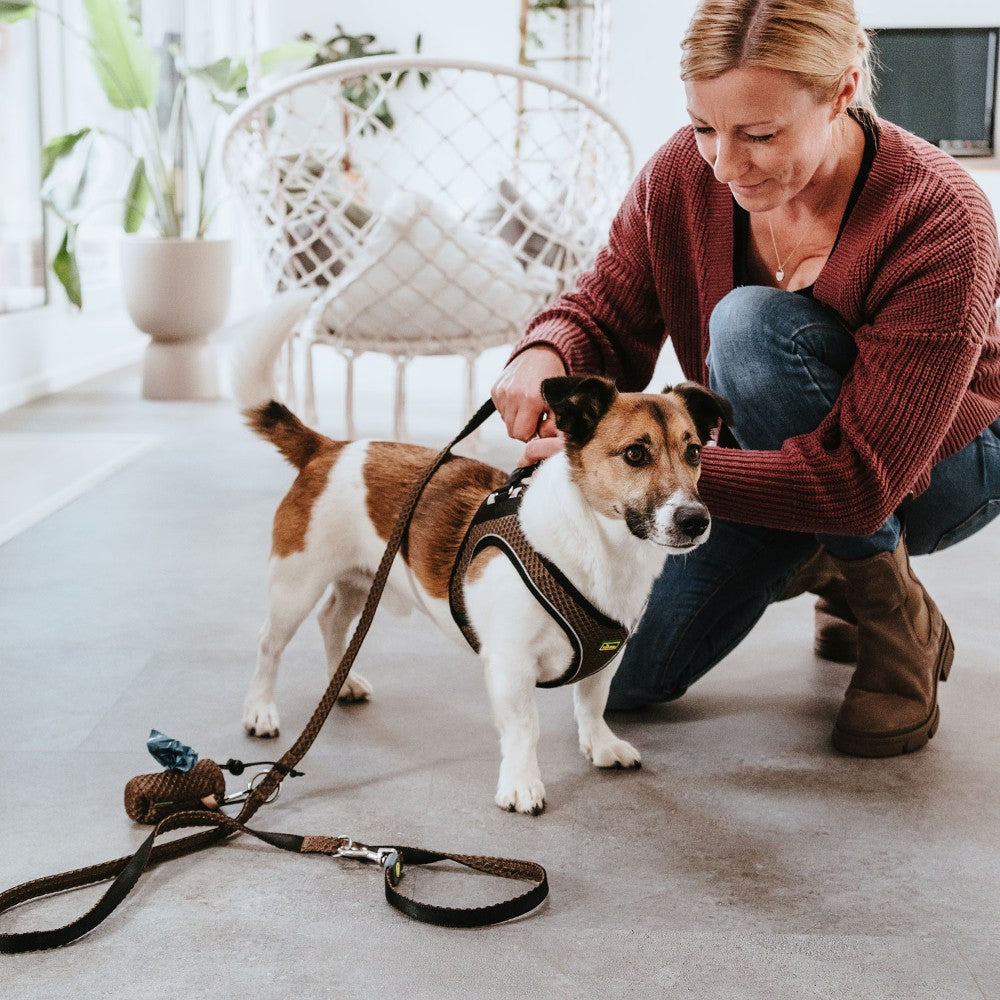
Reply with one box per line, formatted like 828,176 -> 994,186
517,435 -> 566,468
490,346 -> 567,442
536,411 -> 559,438
512,399 -> 546,443
491,377 -> 546,441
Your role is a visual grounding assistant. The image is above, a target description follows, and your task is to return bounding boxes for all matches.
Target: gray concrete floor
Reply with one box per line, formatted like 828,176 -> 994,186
1,356 -> 999,999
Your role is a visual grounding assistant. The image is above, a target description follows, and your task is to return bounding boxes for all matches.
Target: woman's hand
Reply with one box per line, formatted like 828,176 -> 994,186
491,346 -> 568,465
492,345 -> 567,440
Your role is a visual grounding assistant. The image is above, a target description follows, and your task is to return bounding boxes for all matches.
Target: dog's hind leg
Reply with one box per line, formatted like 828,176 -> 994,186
574,662 -> 641,769
484,655 -> 546,815
243,558 -> 330,738
317,575 -> 374,702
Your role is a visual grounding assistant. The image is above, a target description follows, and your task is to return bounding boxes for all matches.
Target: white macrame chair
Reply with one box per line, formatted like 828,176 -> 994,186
221,55 -> 633,439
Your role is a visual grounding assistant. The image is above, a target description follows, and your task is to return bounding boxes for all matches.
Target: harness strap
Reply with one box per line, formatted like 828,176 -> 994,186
0,398 -> 550,952
449,471 -> 630,687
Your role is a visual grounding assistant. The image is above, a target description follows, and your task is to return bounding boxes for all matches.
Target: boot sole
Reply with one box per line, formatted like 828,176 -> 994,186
831,625 -> 954,758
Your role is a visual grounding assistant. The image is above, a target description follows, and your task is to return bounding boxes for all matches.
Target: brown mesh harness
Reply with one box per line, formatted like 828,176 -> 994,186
449,465 -> 630,687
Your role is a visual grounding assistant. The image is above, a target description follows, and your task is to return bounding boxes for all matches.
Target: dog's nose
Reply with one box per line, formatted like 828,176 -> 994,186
675,505 -> 710,540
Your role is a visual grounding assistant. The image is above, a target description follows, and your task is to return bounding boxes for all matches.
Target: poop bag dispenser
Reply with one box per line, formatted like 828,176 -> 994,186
123,730 -> 225,824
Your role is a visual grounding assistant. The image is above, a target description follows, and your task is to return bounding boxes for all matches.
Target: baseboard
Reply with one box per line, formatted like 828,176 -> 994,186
0,341 -> 145,413
0,306 -> 146,414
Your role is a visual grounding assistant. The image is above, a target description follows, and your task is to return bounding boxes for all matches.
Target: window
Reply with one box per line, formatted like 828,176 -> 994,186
0,15 -> 46,313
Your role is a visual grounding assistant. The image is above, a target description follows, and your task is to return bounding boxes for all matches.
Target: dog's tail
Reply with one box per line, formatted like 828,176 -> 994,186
245,399 -> 323,470
231,289 -> 314,411
233,290 -> 322,470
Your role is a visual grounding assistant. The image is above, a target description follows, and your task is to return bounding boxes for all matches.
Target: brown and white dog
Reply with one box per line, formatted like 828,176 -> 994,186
233,300 -> 729,814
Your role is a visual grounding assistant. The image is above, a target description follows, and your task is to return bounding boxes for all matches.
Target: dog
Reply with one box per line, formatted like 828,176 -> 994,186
233,299 -> 730,814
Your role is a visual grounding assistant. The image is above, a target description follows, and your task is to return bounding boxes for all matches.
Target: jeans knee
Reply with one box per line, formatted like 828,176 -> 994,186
707,287 -> 787,403
707,286 -> 854,449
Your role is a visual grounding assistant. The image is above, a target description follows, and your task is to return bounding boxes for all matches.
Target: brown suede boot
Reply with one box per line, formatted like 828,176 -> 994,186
814,591 -> 857,663
830,540 -> 954,757
779,549 -> 858,662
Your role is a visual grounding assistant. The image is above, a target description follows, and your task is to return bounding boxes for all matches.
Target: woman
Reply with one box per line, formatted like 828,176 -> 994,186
491,0 -> 1000,757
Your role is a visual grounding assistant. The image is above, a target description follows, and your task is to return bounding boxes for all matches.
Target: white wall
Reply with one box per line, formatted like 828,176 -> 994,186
258,0 -> 1000,169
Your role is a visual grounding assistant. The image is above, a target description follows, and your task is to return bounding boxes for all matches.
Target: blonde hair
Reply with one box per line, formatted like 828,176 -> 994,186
680,0 -> 877,115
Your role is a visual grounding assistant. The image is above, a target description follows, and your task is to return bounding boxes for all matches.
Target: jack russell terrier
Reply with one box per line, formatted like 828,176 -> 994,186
233,300 -> 730,814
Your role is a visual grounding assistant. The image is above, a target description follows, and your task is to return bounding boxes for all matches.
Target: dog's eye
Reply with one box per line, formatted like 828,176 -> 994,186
685,443 -> 702,466
623,444 -> 650,467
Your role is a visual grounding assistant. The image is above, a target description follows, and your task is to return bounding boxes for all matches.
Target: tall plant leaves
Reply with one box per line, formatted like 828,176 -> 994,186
258,41 -> 318,77
123,158 -> 151,232
186,43 -> 317,114
82,0 -> 158,110
41,128 -> 92,182
40,131 -> 98,222
52,227 -> 82,308
0,2 -> 36,23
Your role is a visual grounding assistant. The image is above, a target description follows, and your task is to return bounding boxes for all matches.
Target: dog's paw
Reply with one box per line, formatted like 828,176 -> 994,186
337,671 -> 373,703
243,701 -> 280,738
495,777 -> 546,816
581,734 -> 642,769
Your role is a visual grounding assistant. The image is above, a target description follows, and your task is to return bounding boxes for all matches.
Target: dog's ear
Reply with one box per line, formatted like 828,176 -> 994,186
541,375 -> 618,445
664,381 -> 734,444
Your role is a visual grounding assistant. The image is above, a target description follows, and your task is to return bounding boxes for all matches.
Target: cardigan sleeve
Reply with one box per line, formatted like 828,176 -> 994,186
508,151 -> 668,391
698,178 -> 998,536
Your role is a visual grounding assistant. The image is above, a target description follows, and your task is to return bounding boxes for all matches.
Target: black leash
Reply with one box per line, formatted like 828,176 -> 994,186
0,399 -> 549,952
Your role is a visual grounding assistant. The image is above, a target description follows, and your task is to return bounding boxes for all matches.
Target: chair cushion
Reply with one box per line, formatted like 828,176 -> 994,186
476,178 -> 586,273
281,199 -> 374,288
320,191 -> 557,346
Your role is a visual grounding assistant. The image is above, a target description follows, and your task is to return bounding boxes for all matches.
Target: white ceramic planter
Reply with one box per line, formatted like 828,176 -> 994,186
121,237 -> 232,400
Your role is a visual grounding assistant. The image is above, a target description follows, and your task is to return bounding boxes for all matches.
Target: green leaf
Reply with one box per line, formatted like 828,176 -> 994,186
82,0 -> 159,110
0,2 -> 36,23
187,55 -> 246,95
52,227 -> 82,309
123,158 -> 151,232
41,128 -> 91,182
40,131 -> 100,222
258,41 -> 318,78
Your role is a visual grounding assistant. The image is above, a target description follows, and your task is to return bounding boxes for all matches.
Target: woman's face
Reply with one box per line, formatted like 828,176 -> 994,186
684,65 -> 844,212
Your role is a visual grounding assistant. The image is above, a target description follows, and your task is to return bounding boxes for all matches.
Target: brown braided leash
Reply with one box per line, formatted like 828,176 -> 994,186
0,399 -> 549,952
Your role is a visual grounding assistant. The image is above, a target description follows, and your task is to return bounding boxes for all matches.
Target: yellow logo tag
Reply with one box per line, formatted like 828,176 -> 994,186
598,640 -> 622,653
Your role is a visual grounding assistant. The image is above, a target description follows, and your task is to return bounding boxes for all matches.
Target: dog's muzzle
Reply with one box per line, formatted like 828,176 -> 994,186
626,497 -> 711,550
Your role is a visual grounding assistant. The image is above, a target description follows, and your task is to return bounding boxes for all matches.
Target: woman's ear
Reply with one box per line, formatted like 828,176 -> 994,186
833,65 -> 862,117
663,381 -> 733,444
541,375 -> 618,445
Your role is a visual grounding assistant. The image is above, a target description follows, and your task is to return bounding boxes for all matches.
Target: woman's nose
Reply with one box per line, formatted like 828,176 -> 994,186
712,137 -> 745,183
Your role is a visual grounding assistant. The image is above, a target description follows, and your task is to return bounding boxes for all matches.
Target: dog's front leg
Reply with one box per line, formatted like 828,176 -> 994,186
574,661 -> 641,769
484,655 -> 546,815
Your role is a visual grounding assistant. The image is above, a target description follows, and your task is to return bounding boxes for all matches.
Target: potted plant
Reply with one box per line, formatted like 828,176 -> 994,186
1,0 -> 315,397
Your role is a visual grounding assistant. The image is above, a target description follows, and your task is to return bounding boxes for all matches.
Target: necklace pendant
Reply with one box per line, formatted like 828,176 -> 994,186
775,269 -> 784,282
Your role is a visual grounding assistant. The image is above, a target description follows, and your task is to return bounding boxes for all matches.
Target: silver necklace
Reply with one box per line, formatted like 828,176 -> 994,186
764,192 -> 834,284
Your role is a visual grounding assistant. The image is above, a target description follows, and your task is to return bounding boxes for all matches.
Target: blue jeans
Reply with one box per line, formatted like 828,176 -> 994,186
607,286 -> 1000,710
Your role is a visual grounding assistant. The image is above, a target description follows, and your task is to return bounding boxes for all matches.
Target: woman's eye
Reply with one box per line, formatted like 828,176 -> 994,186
693,126 -> 714,136
686,443 -> 702,465
746,133 -> 775,143
623,444 -> 651,467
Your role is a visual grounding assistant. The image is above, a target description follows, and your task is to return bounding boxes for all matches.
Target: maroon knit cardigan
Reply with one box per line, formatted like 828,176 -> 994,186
512,120 -> 1000,536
